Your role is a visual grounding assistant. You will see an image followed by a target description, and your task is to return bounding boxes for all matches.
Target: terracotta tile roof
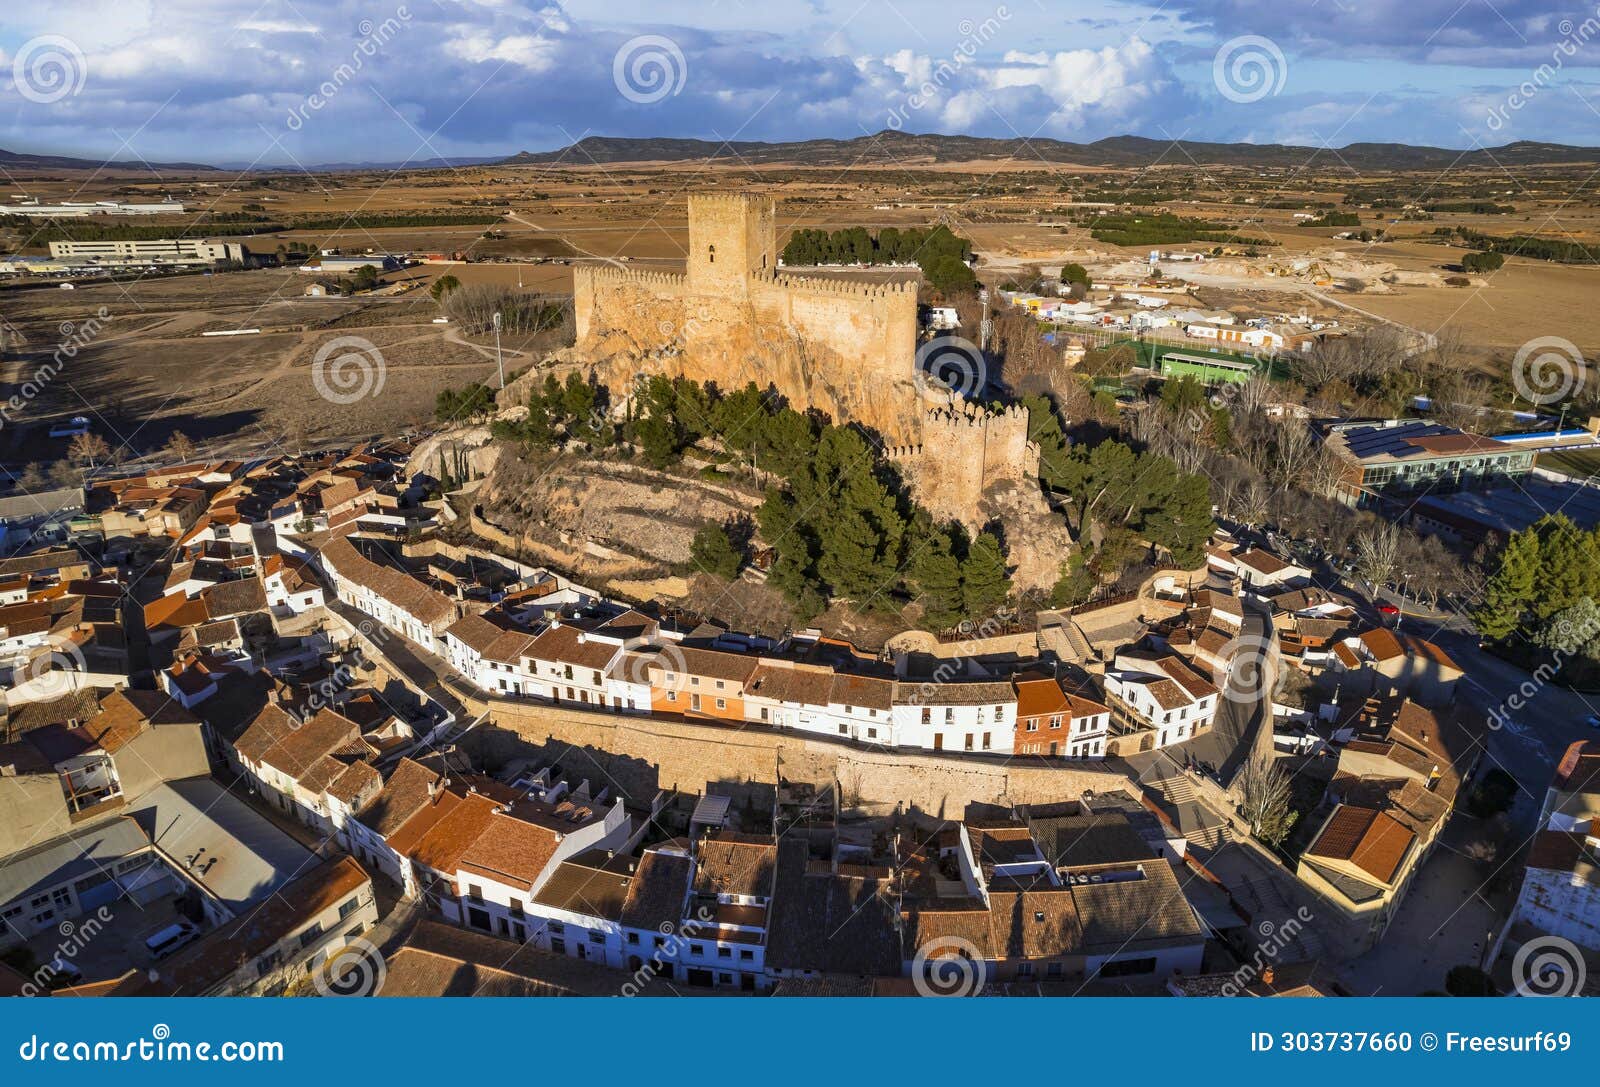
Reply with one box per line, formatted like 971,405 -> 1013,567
155,856 -> 371,995
619,850 -> 692,930
445,612 -> 508,655
320,536 -> 456,626
745,662 -> 836,705
401,790 -> 501,876
1555,740 -> 1600,793
456,809 -> 561,889
527,622 -> 622,672
1306,805 -> 1414,885
661,645 -> 760,685
693,831 -> 777,898
1235,548 -> 1292,575
829,671 -> 895,710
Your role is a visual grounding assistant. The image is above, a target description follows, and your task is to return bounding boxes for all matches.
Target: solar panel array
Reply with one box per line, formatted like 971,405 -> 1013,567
1342,422 -> 1456,460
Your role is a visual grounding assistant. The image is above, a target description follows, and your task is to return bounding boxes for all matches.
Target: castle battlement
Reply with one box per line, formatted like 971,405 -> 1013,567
768,271 -> 920,301
575,264 -> 690,291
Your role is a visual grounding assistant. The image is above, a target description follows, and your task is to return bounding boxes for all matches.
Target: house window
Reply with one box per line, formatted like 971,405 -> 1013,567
715,698 -> 726,710
867,727 -> 877,740
718,947 -> 732,959
690,944 -> 705,956
627,932 -> 639,945
964,733 -> 974,751
1017,962 -> 1034,978
708,244 -> 716,264
982,732 -> 991,751
337,897 -> 360,920
1026,719 -> 1038,732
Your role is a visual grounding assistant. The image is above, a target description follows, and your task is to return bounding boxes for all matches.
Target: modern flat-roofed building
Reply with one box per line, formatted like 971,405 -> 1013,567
1320,418 -> 1534,510
47,238 -> 249,267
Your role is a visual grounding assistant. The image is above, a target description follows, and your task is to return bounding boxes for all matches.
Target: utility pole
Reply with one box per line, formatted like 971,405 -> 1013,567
492,310 -> 504,391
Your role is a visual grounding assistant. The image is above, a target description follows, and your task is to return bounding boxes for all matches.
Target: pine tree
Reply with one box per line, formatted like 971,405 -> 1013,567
912,532 -> 965,630
690,522 -> 742,580
1475,527 -> 1540,639
960,532 -> 1012,618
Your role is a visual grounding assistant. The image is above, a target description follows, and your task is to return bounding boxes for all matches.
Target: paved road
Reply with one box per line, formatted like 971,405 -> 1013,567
325,596 -> 466,724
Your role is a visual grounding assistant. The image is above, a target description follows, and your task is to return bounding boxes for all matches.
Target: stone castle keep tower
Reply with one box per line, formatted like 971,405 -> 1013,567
569,192 -> 1039,527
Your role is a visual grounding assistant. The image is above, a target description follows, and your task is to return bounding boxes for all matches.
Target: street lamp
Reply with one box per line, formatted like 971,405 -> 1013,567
492,310 -> 504,391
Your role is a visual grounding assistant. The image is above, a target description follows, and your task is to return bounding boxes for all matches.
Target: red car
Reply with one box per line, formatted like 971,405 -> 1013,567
1377,604 -> 1400,617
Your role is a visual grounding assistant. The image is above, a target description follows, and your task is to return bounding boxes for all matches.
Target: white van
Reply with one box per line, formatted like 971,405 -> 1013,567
144,920 -> 201,960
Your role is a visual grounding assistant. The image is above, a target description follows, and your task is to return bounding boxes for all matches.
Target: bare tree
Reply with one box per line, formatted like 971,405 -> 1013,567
164,431 -> 197,463
1238,751 -> 1298,847
1354,521 -> 1402,589
67,431 -> 110,469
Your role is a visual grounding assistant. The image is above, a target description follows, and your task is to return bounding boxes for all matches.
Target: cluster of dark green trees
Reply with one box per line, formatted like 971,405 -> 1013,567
1023,392 -> 1215,596
1461,251 -> 1505,273
482,371 -> 1015,625
289,212 -> 502,230
1089,213 -> 1276,248
488,372 -> 614,452
6,217 -> 278,243
1427,201 -> 1513,215
434,383 -> 496,422
1475,514 -> 1600,658
1448,227 -> 1599,265
1305,211 -> 1361,228
780,225 -> 976,292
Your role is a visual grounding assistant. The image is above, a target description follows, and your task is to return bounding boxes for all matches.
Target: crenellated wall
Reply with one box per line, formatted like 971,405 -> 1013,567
890,400 -> 1040,529
571,194 -> 922,443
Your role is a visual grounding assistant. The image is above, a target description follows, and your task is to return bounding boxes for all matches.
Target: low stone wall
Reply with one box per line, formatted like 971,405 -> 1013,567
469,696 -> 1129,820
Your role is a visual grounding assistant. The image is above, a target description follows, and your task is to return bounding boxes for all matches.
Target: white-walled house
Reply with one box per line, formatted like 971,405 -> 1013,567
891,680 -> 1017,755
1103,654 -> 1219,751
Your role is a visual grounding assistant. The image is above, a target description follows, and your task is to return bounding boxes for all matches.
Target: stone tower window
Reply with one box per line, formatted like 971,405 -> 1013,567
708,244 -> 715,264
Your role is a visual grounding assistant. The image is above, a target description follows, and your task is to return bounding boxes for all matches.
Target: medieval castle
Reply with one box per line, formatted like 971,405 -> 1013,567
569,192 -> 1039,528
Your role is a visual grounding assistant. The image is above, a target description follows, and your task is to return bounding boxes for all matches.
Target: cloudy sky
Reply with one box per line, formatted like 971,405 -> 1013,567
2,0 -> 1598,165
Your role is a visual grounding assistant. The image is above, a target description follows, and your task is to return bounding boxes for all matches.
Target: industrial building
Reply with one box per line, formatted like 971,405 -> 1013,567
47,239 -> 250,268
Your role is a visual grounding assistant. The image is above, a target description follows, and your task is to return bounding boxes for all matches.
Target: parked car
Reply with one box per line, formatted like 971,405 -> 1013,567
144,920 -> 201,960
1377,603 -> 1400,617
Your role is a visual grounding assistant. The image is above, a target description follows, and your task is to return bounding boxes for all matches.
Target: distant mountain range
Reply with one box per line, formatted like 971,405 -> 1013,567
0,147 -> 218,172
501,131 -> 1600,170
7,132 -> 1600,175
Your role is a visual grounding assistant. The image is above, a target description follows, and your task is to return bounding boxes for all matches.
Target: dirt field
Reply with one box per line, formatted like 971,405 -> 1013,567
2,156 -> 1596,467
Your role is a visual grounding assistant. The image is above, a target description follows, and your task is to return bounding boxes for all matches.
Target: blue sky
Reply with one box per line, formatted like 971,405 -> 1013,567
2,0 -> 1598,165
